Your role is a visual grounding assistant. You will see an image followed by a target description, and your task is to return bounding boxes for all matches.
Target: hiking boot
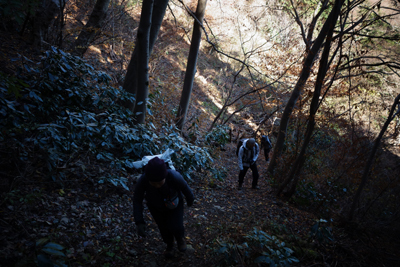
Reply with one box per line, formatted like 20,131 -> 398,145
177,238 -> 187,252
164,243 -> 174,258
252,186 -> 259,189
238,183 -> 243,190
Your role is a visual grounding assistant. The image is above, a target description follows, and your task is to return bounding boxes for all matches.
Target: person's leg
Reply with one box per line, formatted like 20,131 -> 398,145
250,163 -> 260,188
264,148 -> 270,162
167,199 -> 184,241
238,166 -> 249,188
166,200 -> 186,251
148,207 -> 174,247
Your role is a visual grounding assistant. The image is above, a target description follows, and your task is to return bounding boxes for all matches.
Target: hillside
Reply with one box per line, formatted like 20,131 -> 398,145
1,0 -> 400,267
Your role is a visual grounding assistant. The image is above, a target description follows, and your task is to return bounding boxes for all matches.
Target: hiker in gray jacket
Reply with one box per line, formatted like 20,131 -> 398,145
237,138 -> 260,189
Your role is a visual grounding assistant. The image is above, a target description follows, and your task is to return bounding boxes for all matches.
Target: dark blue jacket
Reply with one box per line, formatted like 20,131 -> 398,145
133,169 -> 194,225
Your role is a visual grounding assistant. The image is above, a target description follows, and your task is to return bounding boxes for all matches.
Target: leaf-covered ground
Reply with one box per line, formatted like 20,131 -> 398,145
0,142 -> 311,266
2,142 -> 398,266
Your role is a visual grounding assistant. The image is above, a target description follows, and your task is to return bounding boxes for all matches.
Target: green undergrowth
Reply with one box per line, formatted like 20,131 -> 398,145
0,47 -> 218,190
214,219 -> 334,266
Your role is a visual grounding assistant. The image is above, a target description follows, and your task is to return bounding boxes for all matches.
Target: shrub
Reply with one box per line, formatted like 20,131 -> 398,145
215,228 -> 299,266
205,124 -> 230,148
309,219 -> 333,244
0,47 -> 213,189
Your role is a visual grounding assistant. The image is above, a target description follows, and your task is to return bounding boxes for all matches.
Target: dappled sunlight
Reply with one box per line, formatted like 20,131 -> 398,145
87,45 -> 102,55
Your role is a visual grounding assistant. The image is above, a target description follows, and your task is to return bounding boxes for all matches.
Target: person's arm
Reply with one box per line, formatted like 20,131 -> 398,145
253,143 -> 260,162
171,170 -> 194,206
133,175 -> 146,225
266,136 -> 272,149
238,147 -> 244,170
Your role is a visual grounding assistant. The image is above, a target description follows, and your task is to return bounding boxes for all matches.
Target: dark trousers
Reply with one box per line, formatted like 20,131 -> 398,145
264,148 -> 271,161
238,163 -> 259,188
148,199 -> 184,246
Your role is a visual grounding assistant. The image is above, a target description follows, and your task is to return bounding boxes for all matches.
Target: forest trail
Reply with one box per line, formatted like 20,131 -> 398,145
173,143 -> 319,266
1,141 -> 319,267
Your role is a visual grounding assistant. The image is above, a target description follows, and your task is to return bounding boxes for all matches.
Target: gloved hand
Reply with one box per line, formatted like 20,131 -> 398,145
137,224 -> 146,237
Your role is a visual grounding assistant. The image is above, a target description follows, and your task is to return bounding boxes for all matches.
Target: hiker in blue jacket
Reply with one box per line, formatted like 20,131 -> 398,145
237,138 -> 260,189
261,135 -> 272,162
133,157 -> 194,258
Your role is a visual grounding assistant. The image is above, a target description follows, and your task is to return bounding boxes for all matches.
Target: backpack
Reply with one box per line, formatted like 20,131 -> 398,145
236,138 -> 247,156
261,135 -> 272,149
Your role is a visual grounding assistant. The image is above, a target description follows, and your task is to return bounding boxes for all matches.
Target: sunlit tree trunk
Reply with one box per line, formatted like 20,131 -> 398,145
267,0 -> 344,176
176,0 -> 208,132
72,0 -> 111,57
122,0 -> 169,111
348,93 -> 400,221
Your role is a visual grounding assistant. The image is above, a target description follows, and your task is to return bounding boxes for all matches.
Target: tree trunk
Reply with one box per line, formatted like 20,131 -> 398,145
72,0 -> 111,57
32,0 -> 61,48
176,0 -> 207,132
276,0 -> 338,197
122,0 -> 169,111
132,0 -> 154,124
267,0 -> 344,176
122,48 -> 138,111
348,93 -> 400,221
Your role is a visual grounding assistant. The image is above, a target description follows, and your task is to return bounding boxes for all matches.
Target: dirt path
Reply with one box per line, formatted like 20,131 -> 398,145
131,143 -> 318,266
1,143 -> 319,267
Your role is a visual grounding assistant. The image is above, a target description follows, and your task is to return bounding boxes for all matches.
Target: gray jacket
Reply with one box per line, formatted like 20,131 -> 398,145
238,139 -> 259,170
